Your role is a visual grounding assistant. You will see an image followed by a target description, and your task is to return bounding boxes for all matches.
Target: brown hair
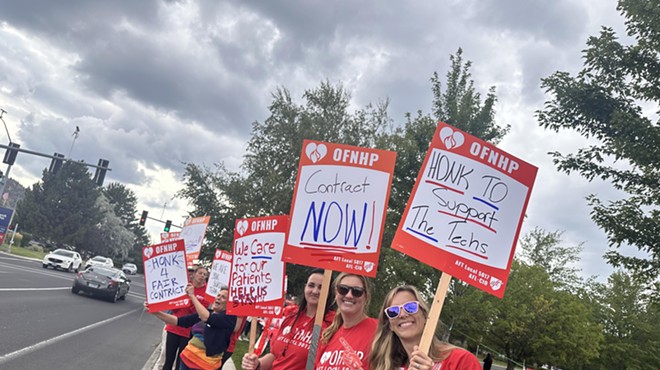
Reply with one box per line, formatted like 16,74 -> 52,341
368,285 -> 456,370
320,272 -> 372,344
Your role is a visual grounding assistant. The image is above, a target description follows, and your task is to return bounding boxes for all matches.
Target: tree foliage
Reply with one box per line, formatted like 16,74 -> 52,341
15,164 -> 142,261
518,227 -> 584,291
588,271 -> 660,369
537,0 -> 660,293
176,81 -> 392,298
487,261 -> 602,370
17,162 -> 103,249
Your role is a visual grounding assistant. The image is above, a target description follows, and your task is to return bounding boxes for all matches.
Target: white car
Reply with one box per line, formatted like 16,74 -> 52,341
42,249 -> 83,272
85,256 -> 114,270
121,263 -> 138,275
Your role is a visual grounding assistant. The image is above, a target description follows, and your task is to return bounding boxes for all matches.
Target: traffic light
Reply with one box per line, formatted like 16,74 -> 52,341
92,158 -> 110,186
49,153 -> 65,174
164,220 -> 172,232
139,210 -> 148,226
3,142 -> 20,165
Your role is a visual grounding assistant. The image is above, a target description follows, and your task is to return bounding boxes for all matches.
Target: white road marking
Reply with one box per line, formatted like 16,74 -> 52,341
0,287 -> 71,291
0,307 -> 142,365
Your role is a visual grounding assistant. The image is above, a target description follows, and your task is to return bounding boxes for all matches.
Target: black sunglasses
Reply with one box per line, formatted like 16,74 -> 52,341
336,284 -> 365,298
384,301 -> 420,319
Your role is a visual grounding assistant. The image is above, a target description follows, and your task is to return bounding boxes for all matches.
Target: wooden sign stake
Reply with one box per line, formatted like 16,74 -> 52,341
419,272 -> 453,354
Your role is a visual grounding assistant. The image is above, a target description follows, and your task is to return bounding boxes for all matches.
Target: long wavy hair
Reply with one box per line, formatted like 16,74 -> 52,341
368,285 -> 456,370
320,272 -> 372,345
281,268 -> 334,356
292,268 -> 334,322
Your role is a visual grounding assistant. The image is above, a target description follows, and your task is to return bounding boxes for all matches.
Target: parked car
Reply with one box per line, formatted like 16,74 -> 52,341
42,249 -> 83,272
84,256 -> 114,270
121,263 -> 138,275
71,266 -> 130,302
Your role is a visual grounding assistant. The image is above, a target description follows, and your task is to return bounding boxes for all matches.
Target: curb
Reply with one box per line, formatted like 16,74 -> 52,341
0,251 -> 43,262
142,341 -> 163,370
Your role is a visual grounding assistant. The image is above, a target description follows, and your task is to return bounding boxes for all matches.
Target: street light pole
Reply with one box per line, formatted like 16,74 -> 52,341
68,126 -> 80,159
0,109 -> 12,143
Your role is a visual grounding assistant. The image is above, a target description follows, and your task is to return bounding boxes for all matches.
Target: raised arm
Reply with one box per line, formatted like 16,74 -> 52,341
144,301 -> 178,326
186,283 -> 210,322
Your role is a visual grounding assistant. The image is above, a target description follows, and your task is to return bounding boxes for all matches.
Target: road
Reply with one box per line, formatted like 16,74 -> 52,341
0,252 -> 163,370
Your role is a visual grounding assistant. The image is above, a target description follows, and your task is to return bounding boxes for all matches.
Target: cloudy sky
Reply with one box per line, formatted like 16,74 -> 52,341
0,0 -> 636,280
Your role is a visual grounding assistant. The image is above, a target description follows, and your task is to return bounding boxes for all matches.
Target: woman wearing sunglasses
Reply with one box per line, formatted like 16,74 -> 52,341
315,272 -> 378,370
241,268 -> 335,370
369,286 -> 481,370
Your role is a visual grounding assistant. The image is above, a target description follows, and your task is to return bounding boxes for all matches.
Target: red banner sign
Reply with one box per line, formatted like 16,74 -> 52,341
283,140 -> 396,277
227,215 -> 287,318
391,122 -> 537,297
143,239 -> 190,312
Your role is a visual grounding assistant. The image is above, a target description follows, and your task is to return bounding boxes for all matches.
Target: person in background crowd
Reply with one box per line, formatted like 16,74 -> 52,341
148,285 -> 237,370
482,353 -> 493,370
369,285 -> 481,370
241,268 -> 335,370
163,266 -> 211,370
314,272 -> 377,370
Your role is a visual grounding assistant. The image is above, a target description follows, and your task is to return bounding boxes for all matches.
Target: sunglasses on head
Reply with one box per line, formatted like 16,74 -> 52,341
384,301 -> 420,319
336,284 -> 365,298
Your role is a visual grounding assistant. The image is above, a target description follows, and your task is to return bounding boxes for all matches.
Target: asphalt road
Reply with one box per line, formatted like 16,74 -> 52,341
0,252 -> 164,370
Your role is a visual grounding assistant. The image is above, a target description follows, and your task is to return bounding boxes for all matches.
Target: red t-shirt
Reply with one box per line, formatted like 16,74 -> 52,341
165,284 -> 211,338
315,317 -> 378,370
400,348 -> 481,370
269,309 -> 336,370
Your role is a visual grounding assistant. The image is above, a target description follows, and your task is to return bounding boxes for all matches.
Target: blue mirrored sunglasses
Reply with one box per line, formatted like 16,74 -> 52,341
384,301 -> 420,319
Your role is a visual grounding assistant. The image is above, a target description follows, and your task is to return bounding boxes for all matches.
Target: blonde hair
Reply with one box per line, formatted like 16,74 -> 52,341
368,285 -> 456,370
320,272 -> 372,344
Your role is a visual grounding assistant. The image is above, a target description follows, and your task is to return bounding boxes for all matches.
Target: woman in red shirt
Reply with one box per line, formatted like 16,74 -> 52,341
369,285 -> 481,370
241,268 -> 335,370
315,272 -> 378,370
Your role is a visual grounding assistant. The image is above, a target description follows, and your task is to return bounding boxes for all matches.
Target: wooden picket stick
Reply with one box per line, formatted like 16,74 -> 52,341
306,269 -> 333,370
248,316 -> 258,354
419,272 -> 453,354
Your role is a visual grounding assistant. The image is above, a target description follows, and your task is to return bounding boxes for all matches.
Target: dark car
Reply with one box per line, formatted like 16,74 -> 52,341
72,266 -> 131,302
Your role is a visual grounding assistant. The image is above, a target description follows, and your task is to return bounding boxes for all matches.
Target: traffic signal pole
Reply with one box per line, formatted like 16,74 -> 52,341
0,143 -> 112,196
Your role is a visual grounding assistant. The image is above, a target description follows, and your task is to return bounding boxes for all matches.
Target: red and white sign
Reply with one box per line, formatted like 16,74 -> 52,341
160,231 -> 181,243
205,249 -> 232,303
181,216 -> 211,268
143,239 -> 190,312
283,140 -> 396,277
391,122 -> 537,297
227,215 -> 287,318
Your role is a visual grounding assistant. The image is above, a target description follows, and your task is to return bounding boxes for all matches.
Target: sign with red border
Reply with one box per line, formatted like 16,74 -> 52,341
205,249 -> 232,303
227,215 -> 287,318
391,122 -> 537,297
160,231 -> 181,243
143,239 -> 190,312
181,216 -> 211,268
283,140 -> 396,277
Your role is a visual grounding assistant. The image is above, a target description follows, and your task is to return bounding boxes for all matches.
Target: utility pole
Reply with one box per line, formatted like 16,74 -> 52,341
68,126 -> 80,159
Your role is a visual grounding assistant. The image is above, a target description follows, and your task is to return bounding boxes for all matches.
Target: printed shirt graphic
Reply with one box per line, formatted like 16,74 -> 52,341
269,310 -> 335,369
165,285 -> 210,337
399,348 -> 481,370
315,317 -> 378,370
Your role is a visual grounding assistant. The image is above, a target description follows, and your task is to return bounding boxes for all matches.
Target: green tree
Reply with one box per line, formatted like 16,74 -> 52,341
16,162 -> 102,250
374,48 -> 509,317
487,261 -> 602,370
518,227 -> 584,291
589,271 -> 660,369
176,81 -> 392,296
537,0 -> 660,294
103,182 -> 150,264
